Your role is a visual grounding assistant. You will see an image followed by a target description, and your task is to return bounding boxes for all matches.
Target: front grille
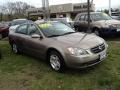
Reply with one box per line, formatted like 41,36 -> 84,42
91,43 -> 105,54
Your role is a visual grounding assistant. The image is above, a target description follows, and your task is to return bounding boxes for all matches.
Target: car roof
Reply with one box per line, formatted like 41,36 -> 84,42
77,12 -> 103,16
35,21 -> 59,25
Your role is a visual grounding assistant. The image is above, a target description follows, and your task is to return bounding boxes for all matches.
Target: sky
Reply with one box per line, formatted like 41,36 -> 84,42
0,0 -> 120,10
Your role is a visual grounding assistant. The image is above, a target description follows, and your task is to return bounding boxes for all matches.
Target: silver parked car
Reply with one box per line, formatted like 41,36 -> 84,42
9,21 -> 108,72
74,12 -> 120,36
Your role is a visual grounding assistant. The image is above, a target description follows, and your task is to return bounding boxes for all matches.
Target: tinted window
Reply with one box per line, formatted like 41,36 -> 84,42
16,24 -> 28,34
79,15 -> 85,21
28,24 -> 40,35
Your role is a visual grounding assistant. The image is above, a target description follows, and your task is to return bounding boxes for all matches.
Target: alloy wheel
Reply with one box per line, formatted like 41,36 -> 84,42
50,54 -> 61,71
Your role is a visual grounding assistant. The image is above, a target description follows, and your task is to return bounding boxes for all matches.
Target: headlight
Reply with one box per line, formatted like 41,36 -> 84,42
104,41 -> 108,48
67,47 -> 89,56
109,25 -> 116,28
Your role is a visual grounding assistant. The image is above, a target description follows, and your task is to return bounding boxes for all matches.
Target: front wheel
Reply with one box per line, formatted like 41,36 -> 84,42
49,51 -> 66,72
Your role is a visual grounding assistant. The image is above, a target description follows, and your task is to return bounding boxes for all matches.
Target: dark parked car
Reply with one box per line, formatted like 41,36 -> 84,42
74,12 -> 120,36
0,22 -> 9,39
9,21 -> 108,72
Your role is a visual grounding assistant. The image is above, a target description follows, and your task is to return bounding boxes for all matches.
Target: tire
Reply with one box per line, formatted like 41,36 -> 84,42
48,51 -> 66,72
93,28 -> 100,36
12,43 -> 20,54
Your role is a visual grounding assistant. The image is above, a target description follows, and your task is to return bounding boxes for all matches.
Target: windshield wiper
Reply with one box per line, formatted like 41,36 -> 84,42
48,34 -> 62,37
48,32 -> 76,37
62,32 -> 76,35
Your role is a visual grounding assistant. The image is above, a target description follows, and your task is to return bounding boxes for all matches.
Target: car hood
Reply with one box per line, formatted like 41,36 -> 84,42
53,33 -> 104,49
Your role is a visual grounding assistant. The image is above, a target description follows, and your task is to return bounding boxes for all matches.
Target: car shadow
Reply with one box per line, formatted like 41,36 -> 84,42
105,37 -> 120,42
64,63 -> 102,75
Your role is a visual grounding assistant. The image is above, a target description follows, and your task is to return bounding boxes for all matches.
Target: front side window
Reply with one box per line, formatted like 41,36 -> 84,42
79,15 -> 85,21
85,15 -> 92,21
28,24 -> 40,35
16,24 -> 28,34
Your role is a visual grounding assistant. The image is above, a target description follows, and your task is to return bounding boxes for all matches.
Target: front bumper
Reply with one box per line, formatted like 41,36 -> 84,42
100,27 -> 120,35
65,49 -> 107,69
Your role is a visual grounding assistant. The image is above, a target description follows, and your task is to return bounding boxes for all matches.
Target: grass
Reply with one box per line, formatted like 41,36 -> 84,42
0,40 -> 120,90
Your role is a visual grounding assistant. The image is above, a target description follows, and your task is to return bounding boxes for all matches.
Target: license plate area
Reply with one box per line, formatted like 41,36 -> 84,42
117,29 -> 120,32
100,51 -> 106,60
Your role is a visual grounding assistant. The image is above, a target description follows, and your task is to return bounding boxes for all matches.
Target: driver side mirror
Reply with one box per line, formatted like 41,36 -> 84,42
31,34 -> 42,39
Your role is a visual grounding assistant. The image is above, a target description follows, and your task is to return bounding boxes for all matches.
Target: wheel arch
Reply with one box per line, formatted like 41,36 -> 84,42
92,27 -> 100,32
46,47 -> 65,62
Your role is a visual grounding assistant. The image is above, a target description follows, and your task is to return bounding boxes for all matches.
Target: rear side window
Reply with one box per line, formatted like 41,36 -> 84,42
85,14 -> 92,21
79,15 -> 85,21
16,24 -> 28,34
28,24 -> 40,35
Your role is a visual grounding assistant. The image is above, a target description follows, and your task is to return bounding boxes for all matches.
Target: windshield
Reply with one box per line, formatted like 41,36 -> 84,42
91,13 -> 112,21
38,22 -> 75,37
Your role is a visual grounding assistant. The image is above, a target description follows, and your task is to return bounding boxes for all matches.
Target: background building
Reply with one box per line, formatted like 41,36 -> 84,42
26,3 -> 95,20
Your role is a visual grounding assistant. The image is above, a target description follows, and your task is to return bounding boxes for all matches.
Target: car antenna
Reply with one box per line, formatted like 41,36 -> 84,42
79,33 -> 88,43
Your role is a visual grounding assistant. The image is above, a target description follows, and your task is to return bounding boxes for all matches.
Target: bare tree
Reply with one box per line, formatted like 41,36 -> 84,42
0,2 -> 35,17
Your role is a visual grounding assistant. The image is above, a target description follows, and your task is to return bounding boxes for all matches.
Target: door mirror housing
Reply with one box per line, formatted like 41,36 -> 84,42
31,34 -> 42,39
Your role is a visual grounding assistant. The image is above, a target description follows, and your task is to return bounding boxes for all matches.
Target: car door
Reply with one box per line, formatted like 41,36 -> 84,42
15,24 -> 29,52
84,14 -> 93,31
25,24 -> 46,59
75,14 -> 86,31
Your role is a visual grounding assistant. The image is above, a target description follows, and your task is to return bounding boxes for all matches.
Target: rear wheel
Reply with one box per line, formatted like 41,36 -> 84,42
48,51 -> 65,72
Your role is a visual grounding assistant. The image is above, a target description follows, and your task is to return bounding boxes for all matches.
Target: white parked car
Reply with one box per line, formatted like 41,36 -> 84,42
9,19 -> 33,33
